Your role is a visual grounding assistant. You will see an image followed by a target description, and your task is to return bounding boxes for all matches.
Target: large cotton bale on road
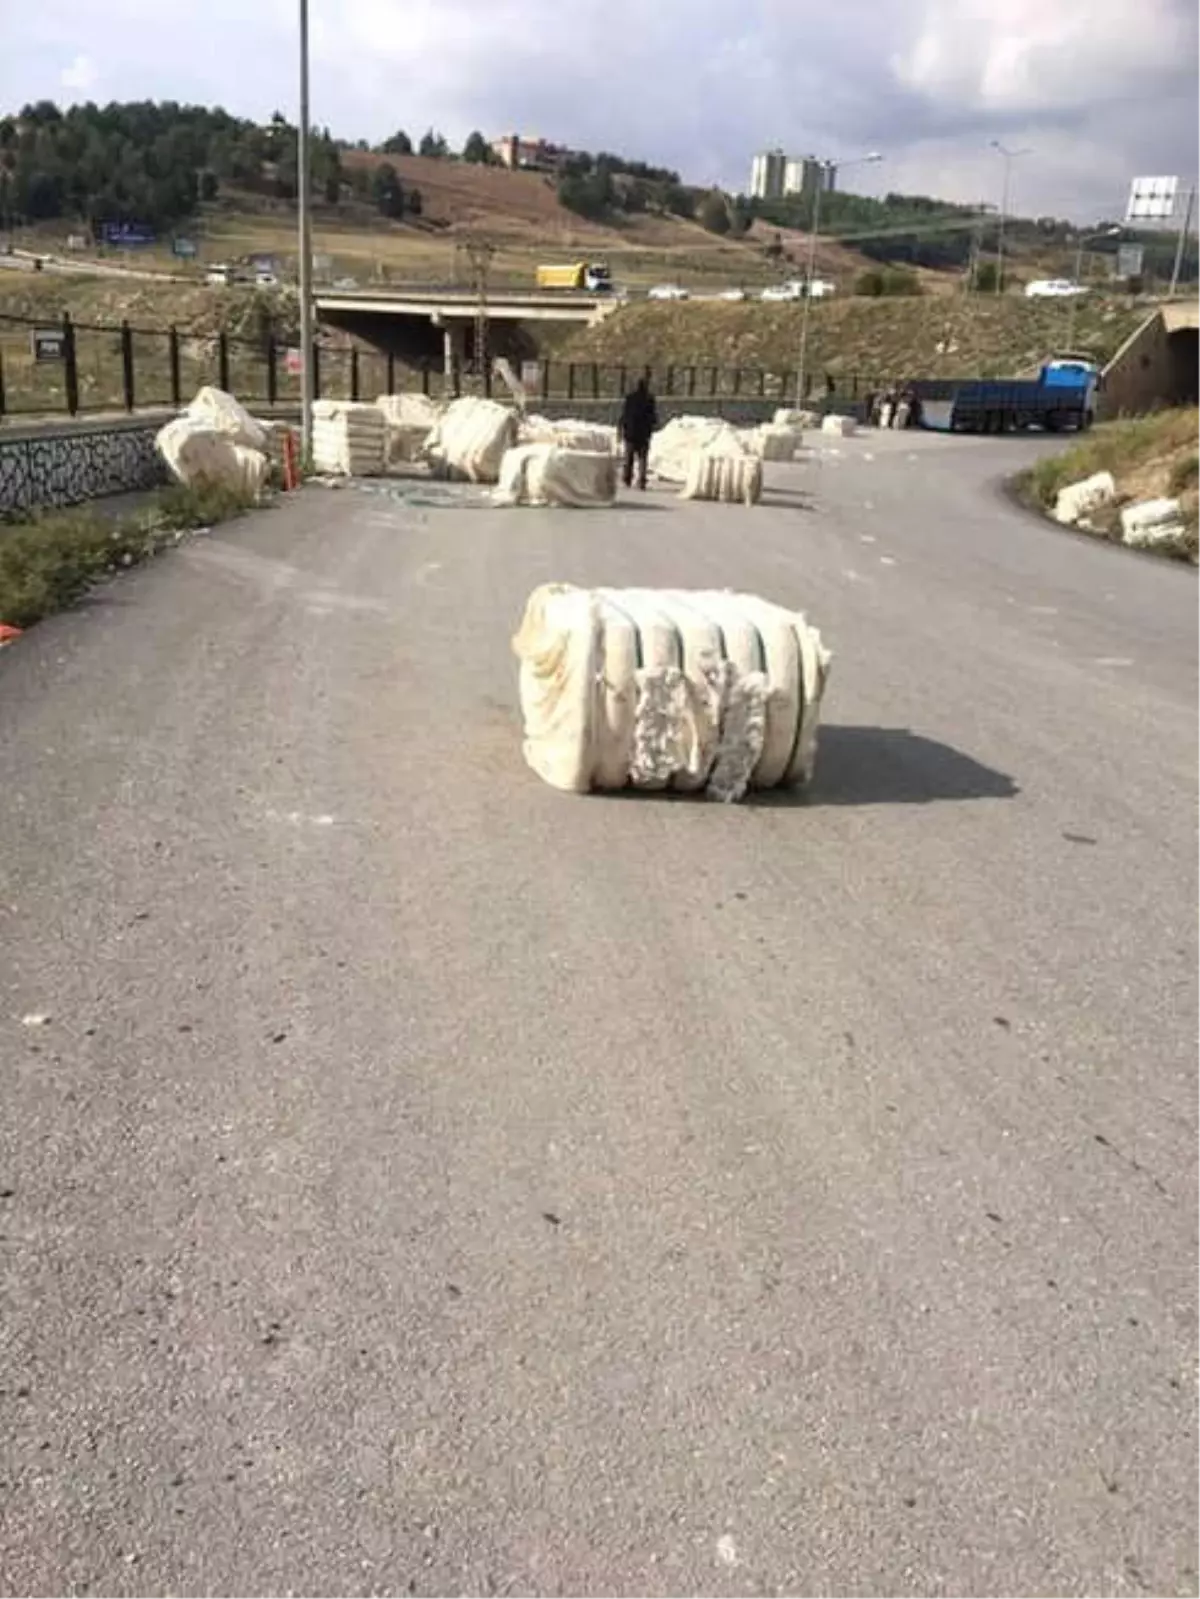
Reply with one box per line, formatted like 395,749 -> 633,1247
512,583 -> 831,802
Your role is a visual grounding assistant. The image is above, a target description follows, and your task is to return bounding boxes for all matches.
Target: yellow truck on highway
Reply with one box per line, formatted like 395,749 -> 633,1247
535,261 -> 613,292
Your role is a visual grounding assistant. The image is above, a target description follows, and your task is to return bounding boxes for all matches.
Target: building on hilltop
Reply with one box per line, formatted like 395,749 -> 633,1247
490,134 -> 576,172
750,149 -> 838,201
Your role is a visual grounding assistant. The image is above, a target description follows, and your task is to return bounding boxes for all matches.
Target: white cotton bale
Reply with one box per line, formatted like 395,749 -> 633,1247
375,393 -> 442,464
185,386 -> 267,451
1121,497 -> 1191,553
156,416 -> 268,499
774,407 -> 820,428
1052,471 -> 1116,526
821,413 -> 857,436
494,444 -> 616,507
679,452 -> 763,505
423,396 -> 518,483
310,401 -> 387,476
751,425 -> 800,462
649,415 -> 746,484
511,584 -> 832,802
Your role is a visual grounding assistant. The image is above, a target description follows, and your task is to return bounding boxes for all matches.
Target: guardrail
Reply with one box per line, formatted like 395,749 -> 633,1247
0,310 -> 887,423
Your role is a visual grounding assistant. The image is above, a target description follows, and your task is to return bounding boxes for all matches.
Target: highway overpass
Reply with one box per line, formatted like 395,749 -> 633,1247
314,285 -> 618,376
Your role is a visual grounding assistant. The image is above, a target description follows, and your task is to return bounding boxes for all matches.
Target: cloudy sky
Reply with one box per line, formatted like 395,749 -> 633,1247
3,0 -> 1196,222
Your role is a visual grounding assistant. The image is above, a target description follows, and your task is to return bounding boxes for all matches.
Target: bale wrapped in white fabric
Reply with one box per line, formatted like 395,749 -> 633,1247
1053,471 -> 1116,526
156,415 -> 269,499
512,583 -> 831,803
185,386 -> 267,451
494,444 -> 617,507
680,451 -> 763,505
748,424 -> 800,462
649,415 -> 746,484
375,393 -> 442,463
423,396 -> 517,483
518,415 -> 617,455
1121,497 -> 1190,554
775,407 -> 819,428
311,399 -> 388,476
821,413 -> 857,436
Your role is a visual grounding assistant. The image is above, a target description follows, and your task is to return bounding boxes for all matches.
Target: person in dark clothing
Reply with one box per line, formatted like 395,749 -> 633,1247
618,377 -> 658,490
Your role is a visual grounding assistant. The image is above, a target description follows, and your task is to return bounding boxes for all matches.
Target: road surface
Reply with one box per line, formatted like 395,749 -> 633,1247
1,430 -> 1195,1597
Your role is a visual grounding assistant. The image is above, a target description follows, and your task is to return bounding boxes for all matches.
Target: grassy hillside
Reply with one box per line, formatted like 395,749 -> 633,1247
1024,406 -> 1200,524
560,295 -> 1150,379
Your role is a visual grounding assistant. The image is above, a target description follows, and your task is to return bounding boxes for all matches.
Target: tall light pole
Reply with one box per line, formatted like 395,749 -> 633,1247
298,0 -> 315,465
1168,184 -> 1196,297
990,140 -> 1031,295
794,150 -> 882,406
1067,224 -> 1121,348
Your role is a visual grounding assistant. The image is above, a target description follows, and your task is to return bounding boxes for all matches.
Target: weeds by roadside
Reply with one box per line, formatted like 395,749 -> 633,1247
0,481 -> 263,631
1014,407 -> 1199,561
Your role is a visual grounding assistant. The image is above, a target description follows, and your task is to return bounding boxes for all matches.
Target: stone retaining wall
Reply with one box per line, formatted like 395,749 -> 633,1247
0,415 -> 173,515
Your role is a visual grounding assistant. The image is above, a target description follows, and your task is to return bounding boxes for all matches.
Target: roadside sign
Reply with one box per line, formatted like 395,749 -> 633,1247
284,348 -> 303,376
99,221 -> 156,247
30,327 -> 65,362
1116,243 -> 1145,278
313,253 -> 333,279
1126,177 -> 1178,222
172,237 -> 197,258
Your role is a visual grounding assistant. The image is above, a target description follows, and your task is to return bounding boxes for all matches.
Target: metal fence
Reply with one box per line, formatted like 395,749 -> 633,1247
0,310 -> 878,423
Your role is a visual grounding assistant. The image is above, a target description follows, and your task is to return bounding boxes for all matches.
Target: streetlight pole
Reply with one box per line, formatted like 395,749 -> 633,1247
1168,184 -> 1196,297
297,0 -> 315,465
991,141 -> 1030,295
794,151 -> 881,406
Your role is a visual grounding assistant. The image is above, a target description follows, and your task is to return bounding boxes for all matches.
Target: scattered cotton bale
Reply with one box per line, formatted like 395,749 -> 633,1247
1052,471 -> 1116,526
423,396 -> 518,483
680,452 -> 763,506
821,413 -> 857,437
649,415 -> 746,484
311,399 -> 388,476
375,393 -> 442,465
185,386 -> 267,451
748,424 -> 800,462
517,415 -> 617,454
494,444 -> 617,508
156,416 -> 269,498
511,583 -> 832,802
1120,497 -> 1192,555
774,408 -> 819,428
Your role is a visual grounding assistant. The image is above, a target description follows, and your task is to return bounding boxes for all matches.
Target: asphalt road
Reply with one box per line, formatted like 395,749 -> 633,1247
1,430 -> 1195,1598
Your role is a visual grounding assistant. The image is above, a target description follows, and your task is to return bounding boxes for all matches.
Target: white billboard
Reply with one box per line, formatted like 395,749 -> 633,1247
1126,176 -> 1179,221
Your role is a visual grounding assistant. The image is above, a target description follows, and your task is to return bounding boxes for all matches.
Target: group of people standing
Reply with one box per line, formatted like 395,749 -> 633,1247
865,386 -> 922,430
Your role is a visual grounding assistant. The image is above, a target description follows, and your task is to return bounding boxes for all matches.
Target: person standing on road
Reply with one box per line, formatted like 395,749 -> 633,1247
618,376 -> 658,491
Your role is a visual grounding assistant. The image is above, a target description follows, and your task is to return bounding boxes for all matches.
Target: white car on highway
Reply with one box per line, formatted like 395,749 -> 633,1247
1025,279 -> 1089,298
648,283 -> 689,301
717,287 -> 747,301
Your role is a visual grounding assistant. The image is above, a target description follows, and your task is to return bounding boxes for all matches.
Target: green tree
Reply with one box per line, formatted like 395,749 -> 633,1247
462,130 -> 491,164
372,161 -> 405,219
418,128 -> 448,158
380,129 -> 412,155
698,189 -> 730,235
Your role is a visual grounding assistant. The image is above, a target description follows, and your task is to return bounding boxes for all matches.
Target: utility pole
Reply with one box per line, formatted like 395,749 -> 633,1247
794,151 -> 882,406
1168,184 -> 1196,297
991,141 -> 1031,296
457,237 -> 495,394
297,0 -> 315,463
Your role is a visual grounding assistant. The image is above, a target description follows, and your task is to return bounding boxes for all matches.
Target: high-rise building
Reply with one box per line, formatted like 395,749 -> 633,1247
751,150 -> 839,200
784,156 -> 837,198
750,149 -> 787,200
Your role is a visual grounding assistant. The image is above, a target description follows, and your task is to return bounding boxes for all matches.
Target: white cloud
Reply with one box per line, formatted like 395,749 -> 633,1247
2,0 -> 1196,221
59,53 -> 97,93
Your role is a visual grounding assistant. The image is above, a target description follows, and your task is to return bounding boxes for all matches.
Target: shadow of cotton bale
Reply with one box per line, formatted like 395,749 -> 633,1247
763,725 -> 1019,807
